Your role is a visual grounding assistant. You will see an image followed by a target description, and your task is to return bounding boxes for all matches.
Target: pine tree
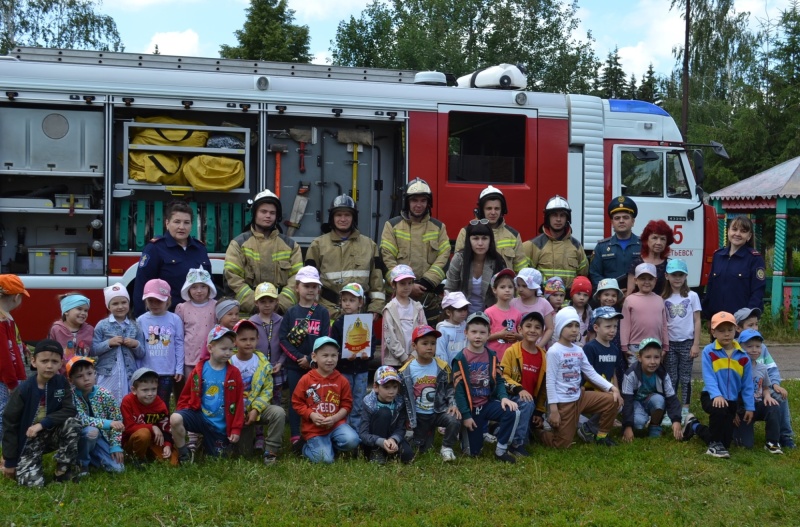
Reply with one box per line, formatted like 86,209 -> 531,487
626,73 -> 638,99
599,47 -> 626,99
220,0 -> 312,62
639,63 -> 659,102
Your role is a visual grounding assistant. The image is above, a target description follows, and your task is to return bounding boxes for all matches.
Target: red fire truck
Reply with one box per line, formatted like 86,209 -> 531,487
0,48 -> 717,338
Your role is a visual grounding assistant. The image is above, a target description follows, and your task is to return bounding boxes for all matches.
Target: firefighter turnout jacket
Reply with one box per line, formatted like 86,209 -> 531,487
524,226 -> 589,289
454,221 -> 529,273
305,228 -> 386,318
380,213 -> 451,292
223,226 -> 302,314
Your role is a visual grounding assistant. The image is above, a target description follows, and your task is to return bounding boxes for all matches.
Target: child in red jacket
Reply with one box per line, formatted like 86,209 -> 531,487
292,337 -> 360,463
121,367 -> 179,465
171,326 -> 244,462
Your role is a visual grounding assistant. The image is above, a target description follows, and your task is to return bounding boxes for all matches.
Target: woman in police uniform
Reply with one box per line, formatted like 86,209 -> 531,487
702,215 -> 766,319
133,200 -> 211,316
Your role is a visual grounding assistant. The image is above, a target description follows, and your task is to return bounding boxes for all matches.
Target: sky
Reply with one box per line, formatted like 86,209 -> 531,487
98,0 -> 792,79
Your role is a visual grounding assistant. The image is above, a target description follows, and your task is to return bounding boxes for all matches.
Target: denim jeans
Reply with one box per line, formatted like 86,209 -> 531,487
511,396 -> 536,447
779,398 -> 794,444
464,400 -> 519,456
633,393 -> 665,430
341,371 -> 368,432
78,426 -> 125,472
302,424 -> 360,464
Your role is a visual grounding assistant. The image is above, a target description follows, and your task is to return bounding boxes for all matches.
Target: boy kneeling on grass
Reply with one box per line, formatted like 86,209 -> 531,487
292,337 -> 360,463
230,319 -> 286,465
358,366 -> 414,465
398,325 -> 461,462
541,307 -> 622,448
452,312 -> 520,463
121,367 -> 179,465
66,356 -> 125,475
171,325 -> 244,463
2,340 -> 81,486
620,338 -> 683,442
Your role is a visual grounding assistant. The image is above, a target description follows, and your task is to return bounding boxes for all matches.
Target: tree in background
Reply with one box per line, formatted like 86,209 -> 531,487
597,47 -> 626,99
331,0 -> 598,93
0,0 -> 122,55
638,63 -> 659,103
220,0 -> 311,62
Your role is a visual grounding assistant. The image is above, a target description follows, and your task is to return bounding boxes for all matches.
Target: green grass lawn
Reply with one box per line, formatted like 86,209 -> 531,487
2,382 -> 799,526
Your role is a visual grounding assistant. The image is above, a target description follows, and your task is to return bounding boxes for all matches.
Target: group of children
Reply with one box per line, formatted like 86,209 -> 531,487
0,255 -> 795,485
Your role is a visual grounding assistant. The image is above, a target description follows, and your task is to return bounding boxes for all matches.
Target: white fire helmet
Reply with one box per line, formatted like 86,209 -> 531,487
476,185 -> 508,217
249,188 -> 282,224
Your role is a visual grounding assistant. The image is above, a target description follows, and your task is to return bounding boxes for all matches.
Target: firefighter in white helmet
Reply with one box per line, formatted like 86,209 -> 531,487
305,194 -> 385,319
524,195 -> 588,289
223,188 -> 302,314
380,178 -> 451,321
454,185 -> 529,272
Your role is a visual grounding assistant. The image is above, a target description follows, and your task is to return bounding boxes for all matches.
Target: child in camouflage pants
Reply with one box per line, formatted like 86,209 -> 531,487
2,340 -> 81,487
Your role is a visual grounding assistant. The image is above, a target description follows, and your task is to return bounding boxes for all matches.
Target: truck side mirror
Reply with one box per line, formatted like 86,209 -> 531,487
693,149 -> 704,185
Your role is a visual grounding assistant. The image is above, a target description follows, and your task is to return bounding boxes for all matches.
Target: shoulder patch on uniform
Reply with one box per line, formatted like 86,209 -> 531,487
570,237 -> 584,251
532,234 -> 548,250
278,233 -> 296,248
149,236 -> 164,243
429,218 -> 443,229
504,224 -> 520,237
388,216 -> 404,228
756,268 -> 766,280
750,248 -> 761,256
138,254 -> 149,268
232,231 -> 253,245
598,236 -> 612,243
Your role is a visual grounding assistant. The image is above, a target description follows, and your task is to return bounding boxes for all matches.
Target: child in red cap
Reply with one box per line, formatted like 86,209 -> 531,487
569,276 -> 593,346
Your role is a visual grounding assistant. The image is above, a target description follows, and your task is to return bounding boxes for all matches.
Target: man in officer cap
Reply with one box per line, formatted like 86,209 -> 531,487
306,194 -> 385,319
380,178 -> 451,320
525,195 -> 588,288
454,185 -> 528,272
224,188 -> 302,314
589,196 -> 641,291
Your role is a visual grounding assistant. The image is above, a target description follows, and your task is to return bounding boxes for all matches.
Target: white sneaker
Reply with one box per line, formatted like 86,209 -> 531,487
440,447 -> 456,461
661,414 -> 672,427
483,432 -> 498,444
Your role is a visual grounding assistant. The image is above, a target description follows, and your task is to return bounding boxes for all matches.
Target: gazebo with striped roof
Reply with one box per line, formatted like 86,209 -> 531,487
710,156 -> 800,316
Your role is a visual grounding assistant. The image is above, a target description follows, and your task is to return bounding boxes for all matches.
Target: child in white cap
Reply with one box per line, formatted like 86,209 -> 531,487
620,263 -> 669,366
91,283 -> 145,405
541,307 -> 621,448
436,291 -> 470,365
510,268 -> 554,347
381,265 -> 426,367
279,266 -> 331,445
175,267 -> 218,400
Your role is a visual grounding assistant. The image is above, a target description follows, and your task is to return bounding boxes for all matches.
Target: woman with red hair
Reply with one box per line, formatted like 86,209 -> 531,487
625,219 -> 673,296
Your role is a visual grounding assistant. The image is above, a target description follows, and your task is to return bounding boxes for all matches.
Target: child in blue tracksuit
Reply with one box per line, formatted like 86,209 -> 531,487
699,311 -> 754,459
